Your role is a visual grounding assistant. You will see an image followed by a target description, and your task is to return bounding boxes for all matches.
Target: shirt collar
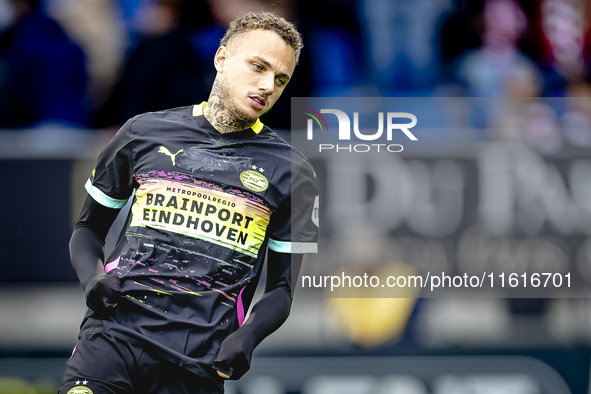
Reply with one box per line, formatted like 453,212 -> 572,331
193,102 -> 264,134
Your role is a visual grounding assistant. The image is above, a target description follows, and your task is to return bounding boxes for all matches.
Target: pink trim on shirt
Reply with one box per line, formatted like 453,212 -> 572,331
104,256 -> 121,273
237,286 -> 247,327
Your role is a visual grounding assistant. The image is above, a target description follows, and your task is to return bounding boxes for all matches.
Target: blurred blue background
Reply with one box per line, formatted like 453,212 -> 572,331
2,0 -> 591,393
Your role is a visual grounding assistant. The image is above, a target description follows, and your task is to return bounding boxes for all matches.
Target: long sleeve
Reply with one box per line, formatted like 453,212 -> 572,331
70,195 -> 121,310
212,250 -> 303,379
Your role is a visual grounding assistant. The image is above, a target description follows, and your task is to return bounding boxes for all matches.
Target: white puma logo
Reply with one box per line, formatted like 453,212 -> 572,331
158,146 -> 183,166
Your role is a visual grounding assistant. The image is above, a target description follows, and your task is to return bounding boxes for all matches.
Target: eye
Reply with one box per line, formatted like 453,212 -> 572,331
253,63 -> 263,71
276,77 -> 287,86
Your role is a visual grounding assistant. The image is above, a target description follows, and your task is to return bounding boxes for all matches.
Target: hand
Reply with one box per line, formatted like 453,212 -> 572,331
83,273 -> 121,313
212,330 -> 255,380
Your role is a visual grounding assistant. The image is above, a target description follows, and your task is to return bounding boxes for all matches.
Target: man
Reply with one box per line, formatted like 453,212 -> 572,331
59,11 -> 318,394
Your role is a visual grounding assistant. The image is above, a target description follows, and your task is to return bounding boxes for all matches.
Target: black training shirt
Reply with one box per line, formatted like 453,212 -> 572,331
82,102 -> 318,382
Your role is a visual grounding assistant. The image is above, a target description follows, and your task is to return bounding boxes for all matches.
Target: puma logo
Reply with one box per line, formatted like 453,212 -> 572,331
158,146 -> 183,166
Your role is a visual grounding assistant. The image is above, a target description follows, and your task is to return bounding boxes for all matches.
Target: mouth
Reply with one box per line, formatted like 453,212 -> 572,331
249,96 -> 266,110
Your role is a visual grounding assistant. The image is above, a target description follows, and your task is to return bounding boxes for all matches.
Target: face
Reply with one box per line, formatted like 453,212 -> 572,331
214,29 -> 296,123
542,0 -> 584,62
484,0 -> 525,46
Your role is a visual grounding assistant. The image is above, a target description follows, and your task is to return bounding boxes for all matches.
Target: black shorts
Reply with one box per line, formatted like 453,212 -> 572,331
59,332 -> 224,394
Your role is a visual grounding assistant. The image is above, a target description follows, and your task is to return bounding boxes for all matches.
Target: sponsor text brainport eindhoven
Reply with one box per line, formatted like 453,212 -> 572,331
141,190 -> 253,245
305,109 -> 417,153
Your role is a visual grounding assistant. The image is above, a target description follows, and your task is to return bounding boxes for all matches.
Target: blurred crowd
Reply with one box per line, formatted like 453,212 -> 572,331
1,0 -> 591,131
4,4 -> 591,389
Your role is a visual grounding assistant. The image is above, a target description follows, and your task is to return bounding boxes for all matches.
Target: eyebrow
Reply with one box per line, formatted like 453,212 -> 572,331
252,56 -> 291,82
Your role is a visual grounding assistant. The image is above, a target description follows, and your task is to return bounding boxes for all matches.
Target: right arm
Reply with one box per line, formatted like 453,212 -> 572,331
70,195 -> 122,312
72,117 -> 136,312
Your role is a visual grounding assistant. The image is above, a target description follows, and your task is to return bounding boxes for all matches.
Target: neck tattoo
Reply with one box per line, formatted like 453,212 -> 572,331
204,80 -> 254,134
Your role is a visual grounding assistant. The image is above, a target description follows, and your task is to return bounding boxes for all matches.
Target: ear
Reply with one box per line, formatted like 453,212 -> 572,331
214,46 -> 227,73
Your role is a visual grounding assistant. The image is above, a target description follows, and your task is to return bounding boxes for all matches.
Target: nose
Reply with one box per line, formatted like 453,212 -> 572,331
258,72 -> 275,95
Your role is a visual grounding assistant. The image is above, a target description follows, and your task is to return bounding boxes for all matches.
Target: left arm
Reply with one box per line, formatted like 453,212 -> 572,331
213,250 -> 303,380
213,157 -> 319,379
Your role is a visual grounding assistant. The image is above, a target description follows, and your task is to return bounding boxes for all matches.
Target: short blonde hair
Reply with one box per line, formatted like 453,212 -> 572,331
220,12 -> 303,63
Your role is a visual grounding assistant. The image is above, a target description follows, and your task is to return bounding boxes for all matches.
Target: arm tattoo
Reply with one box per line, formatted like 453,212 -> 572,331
205,79 -> 253,134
